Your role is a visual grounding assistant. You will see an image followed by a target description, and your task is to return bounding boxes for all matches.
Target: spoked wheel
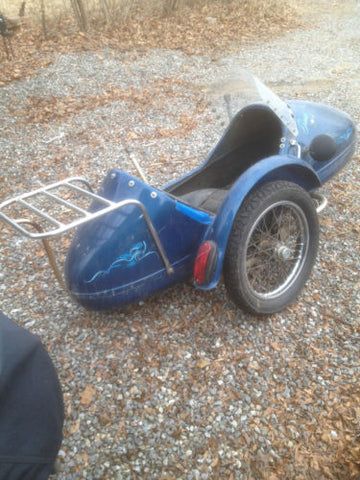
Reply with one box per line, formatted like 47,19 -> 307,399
223,181 -> 319,315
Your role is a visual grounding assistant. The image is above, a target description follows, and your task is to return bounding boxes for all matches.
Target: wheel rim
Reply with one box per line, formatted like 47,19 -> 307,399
244,200 -> 310,300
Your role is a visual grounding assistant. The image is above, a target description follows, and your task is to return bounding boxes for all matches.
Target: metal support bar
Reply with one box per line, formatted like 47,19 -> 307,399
18,198 -> 63,227
16,219 -> 65,288
42,190 -> 89,216
136,202 -> 174,275
124,147 -> 148,184
289,139 -> 301,158
311,193 -> 328,213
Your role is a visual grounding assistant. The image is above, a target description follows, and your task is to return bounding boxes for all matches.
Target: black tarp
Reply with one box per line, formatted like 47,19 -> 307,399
0,312 -> 64,479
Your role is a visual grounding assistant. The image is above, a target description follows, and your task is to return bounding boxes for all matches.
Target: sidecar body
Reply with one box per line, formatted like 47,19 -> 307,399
0,70 -> 356,314
64,170 -> 213,309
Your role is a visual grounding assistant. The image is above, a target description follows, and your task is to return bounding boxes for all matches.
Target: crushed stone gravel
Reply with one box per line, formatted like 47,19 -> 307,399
0,1 -> 359,479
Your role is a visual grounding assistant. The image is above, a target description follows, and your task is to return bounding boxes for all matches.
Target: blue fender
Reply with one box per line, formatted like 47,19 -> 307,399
197,155 -> 321,290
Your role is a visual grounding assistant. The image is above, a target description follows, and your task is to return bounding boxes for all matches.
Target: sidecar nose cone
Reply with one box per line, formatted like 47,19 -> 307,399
194,241 -> 218,286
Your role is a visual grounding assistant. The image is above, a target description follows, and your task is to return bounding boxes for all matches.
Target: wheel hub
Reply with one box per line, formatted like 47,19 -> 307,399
276,245 -> 293,261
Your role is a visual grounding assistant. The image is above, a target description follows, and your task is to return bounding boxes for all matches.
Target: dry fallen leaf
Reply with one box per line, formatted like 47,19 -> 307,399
197,358 -> 211,369
69,420 -> 80,435
79,385 -> 97,406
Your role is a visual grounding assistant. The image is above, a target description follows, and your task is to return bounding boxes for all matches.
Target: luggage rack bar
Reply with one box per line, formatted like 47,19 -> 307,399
0,177 -> 114,239
0,177 -> 174,283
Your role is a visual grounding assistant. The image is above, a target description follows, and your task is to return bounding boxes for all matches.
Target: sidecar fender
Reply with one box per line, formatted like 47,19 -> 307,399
197,155 -> 321,289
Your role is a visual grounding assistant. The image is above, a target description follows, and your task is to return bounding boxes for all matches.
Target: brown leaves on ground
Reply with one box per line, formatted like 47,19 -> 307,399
0,1 -> 302,86
274,384 -> 360,480
10,79 -> 203,127
194,339 -> 360,479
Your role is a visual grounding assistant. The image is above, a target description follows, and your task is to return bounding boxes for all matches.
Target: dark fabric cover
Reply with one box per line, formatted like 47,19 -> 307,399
0,312 -> 64,480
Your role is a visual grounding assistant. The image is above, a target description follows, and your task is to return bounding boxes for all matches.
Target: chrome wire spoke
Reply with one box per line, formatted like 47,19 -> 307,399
245,201 -> 309,299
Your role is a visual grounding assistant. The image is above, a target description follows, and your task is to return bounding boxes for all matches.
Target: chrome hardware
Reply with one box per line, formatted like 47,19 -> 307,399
289,138 -> 301,158
311,193 -> 328,213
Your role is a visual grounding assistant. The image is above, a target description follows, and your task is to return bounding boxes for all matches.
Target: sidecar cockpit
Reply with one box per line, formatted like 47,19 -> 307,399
164,69 -> 300,214
166,104 -> 283,213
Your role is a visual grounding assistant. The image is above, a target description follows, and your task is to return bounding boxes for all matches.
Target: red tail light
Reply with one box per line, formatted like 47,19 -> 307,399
194,241 -> 217,286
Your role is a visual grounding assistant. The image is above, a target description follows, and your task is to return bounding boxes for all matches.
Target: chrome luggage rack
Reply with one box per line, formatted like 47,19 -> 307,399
0,177 -> 173,286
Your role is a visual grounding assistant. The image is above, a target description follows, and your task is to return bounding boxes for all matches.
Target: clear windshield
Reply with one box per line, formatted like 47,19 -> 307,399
207,69 -> 298,137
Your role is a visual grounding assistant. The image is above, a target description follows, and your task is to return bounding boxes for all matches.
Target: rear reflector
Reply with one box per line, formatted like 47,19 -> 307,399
194,241 -> 217,286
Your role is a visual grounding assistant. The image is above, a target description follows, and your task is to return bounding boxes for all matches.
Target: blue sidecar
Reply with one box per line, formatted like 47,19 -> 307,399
0,70 -> 356,315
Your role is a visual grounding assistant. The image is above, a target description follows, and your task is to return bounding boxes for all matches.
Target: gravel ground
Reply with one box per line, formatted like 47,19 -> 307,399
0,1 -> 359,479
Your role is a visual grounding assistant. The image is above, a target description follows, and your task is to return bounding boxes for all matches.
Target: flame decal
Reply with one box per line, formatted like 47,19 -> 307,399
86,241 -> 156,283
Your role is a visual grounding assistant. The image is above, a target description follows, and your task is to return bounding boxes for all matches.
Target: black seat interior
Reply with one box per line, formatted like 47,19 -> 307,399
166,105 -> 283,214
177,188 -> 228,214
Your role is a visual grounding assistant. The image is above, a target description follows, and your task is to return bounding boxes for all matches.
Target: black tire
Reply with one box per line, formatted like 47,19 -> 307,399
223,181 -> 319,315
